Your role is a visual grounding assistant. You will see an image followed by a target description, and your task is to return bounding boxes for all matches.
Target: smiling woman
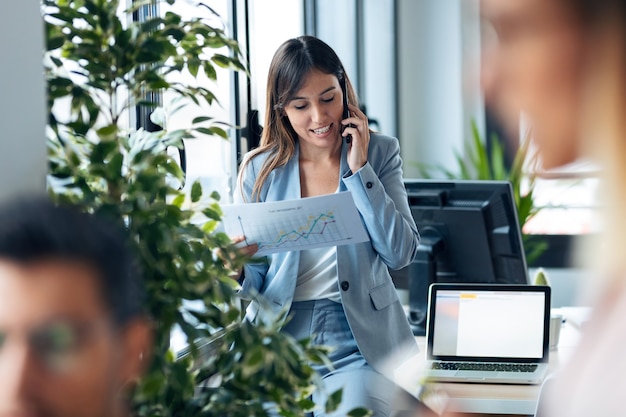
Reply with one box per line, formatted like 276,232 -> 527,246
283,71 -> 345,148
233,36 -> 425,417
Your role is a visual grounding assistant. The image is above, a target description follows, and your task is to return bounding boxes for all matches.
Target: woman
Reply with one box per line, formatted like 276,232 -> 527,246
482,0 -> 626,415
234,36 -> 420,416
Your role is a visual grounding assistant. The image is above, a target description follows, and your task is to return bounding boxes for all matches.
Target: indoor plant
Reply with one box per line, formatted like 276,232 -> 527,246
43,1 -> 366,415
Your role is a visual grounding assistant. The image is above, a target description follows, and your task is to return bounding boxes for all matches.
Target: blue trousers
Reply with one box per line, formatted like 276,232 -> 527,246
282,299 -> 397,417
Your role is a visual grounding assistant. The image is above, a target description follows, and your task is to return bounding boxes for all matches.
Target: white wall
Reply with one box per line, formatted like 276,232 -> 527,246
397,0 -> 483,177
0,1 -> 47,202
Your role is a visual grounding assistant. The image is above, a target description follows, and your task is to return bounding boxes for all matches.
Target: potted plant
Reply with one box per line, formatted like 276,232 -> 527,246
43,1 -> 366,415
416,120 -> 548,265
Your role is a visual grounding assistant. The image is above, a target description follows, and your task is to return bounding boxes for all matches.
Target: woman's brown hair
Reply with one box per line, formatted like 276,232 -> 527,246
238,36 -> 359,202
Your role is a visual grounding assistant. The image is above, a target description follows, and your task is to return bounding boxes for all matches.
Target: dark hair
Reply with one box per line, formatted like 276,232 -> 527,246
570,0 -> 624,25
238,36 -> 358,201
0,195 -> 144,326
270,36 -> 357,112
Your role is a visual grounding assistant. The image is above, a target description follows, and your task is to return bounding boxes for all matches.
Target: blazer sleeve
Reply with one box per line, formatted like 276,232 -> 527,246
342,136 -> 420,270
233,157 -> 269,295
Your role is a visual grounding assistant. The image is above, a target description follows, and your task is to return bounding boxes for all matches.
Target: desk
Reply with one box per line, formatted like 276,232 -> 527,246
394,309 -> 585,416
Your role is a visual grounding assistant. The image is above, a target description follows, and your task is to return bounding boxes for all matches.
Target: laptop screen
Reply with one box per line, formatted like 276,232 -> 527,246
427,285 -> 550,362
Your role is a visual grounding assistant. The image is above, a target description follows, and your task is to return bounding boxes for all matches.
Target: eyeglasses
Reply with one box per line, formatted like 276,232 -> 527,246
0,320 -> 112,374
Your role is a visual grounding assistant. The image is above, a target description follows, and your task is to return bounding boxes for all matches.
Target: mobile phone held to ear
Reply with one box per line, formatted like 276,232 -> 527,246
341,80 -> 352,144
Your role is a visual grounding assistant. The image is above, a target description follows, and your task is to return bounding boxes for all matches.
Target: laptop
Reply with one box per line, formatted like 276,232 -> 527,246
424,283 -> 551,384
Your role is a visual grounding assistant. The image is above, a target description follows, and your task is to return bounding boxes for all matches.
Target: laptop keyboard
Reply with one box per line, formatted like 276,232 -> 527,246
431,362 -> 538,373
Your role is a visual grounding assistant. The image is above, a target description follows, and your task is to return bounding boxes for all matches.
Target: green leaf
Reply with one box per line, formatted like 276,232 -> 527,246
296,398 -> 316,411
50,56 -> 64,68
325,389 -> 343,413
188,57 -> 201,77
347,408 -> 373,417
190,181 -> 202,203
107,153 -> 124,178
47,36 -> 65,50
489,133 -> 508,181
211,54 -> 234,69
90,141 -> 118,165
470,121 -> 490,180
203,61 -> 217,80
202,206 -> 222,221
242,345 -> 264,377
195,126 -> 229,140
141,17 -> 165,33
96,124 -> 118,140
192,116 -> 213,124
172,194 -> 186,208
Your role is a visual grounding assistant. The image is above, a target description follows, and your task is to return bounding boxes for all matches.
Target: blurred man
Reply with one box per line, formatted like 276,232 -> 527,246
0,196 -> 151,417
481,0 -> 590,169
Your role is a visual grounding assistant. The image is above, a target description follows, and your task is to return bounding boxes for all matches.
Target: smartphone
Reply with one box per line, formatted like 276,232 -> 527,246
341,79 -> 352,144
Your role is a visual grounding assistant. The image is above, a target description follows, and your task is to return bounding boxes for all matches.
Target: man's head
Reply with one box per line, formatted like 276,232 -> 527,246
481,0 -> 594,169
0,196 -> 151,417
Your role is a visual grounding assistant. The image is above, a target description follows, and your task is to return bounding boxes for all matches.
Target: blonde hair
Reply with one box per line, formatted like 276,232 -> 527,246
237,36 -> 358,202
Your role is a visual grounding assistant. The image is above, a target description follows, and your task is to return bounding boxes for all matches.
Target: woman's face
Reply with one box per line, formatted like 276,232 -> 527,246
482,0 -> 588,169
282,69 -> 345,151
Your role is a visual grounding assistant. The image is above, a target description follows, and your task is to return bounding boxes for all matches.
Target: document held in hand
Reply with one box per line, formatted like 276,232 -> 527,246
222,192 -> 370,256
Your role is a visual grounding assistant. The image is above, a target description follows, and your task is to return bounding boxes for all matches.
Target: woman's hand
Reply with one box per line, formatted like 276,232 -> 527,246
227,235 -> 258,281
232,235 -> 258,257
341,103 -> 370,174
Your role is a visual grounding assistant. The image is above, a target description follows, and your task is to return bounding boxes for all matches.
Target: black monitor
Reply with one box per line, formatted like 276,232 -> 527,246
395,179 -> 529,335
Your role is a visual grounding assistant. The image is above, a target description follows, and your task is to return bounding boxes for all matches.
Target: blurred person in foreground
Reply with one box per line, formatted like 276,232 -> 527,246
482,0 -> 626,415
0,196 -> 152,417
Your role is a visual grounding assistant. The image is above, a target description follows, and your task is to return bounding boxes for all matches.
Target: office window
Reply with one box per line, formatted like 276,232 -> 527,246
485,115 -> 601,237
247,0 -> 304,134
523,163 -> 600,236
157,0 -> 235,203
157,0 -> 304,204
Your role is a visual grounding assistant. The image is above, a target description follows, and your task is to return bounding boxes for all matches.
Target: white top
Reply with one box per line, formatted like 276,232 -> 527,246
293,246 -> 340,302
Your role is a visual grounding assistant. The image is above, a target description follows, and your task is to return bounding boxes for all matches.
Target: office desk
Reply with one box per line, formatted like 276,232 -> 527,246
395,310 -> 584,417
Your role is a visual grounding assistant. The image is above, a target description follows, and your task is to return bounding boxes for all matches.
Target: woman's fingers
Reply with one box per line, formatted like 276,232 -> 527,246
223,235 -> 258,281
232,235 -> 258,256
341,104 -> 369,133
343,104 -> 370,172
240,242 -> 259,257
232,235 -> 246,245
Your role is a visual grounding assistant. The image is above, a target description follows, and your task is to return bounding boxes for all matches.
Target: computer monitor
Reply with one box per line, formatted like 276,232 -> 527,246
395,179 -> 530,335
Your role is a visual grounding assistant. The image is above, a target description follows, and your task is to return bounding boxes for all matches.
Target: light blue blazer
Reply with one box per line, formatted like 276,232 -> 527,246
235,133 -> 420,374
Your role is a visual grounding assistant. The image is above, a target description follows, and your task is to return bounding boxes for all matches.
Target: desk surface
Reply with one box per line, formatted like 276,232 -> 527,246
397,310 -> 584,416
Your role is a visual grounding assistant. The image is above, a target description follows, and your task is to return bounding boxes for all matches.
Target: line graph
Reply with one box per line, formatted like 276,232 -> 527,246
222,192 -> 369,256
244,212 -> 338,251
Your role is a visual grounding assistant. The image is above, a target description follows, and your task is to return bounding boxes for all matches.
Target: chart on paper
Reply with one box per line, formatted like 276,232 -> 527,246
222,192 -> 369,256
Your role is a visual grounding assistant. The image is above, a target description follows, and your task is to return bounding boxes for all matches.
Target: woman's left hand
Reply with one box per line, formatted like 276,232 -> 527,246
341,104 -> 370,174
